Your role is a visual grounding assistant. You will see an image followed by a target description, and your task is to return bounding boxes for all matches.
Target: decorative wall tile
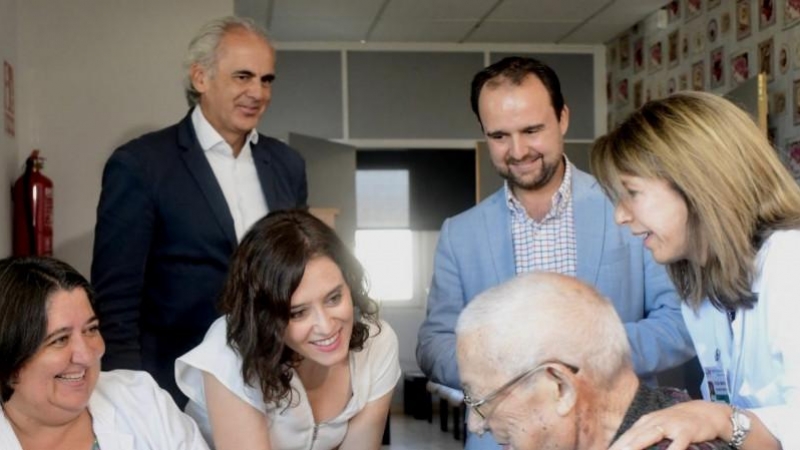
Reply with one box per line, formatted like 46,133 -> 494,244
737,0 -> 753,40
605,0 -> 800,181
759,0 -> 777,30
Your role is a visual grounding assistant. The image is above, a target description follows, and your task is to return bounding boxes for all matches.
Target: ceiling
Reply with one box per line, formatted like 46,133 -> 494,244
235,0 -> 670,45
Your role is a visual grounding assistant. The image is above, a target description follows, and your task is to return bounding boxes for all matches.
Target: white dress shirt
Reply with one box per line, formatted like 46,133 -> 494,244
191,107 -> 268,242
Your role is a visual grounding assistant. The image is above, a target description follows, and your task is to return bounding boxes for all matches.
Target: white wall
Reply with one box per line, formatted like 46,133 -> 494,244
0,0 -> 17,257
14,0 -> 232,275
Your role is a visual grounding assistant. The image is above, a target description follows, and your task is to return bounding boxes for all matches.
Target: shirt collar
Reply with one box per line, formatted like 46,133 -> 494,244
191,106 -> 259,153
505,157 -> 574,220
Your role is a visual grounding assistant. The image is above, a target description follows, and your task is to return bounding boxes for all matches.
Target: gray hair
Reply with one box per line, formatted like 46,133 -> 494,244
183,16 -> 272,107
456,272 -> 632,387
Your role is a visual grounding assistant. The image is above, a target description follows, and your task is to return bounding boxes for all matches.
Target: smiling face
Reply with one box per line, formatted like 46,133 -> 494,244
614,174 -> 690,263
284,256 -> 355,369
6,288 -> 104,421
479,74 -> 570,195
192,27 -> 275,151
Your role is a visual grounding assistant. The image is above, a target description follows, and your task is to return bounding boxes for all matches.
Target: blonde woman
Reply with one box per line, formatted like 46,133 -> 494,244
591,92 -> 800,450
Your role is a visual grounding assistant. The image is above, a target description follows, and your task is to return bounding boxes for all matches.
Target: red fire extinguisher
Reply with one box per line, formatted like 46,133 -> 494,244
12,150 -> 54,256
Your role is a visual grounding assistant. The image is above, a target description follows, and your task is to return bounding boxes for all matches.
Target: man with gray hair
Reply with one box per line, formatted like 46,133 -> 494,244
92,16 -> 307,405
456,272 -> 731,450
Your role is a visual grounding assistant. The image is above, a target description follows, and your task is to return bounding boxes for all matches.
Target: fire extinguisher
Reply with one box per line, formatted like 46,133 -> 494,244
12,150 -> 54,256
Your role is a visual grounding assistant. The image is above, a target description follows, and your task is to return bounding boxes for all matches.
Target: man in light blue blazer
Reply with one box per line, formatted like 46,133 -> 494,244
416,56 -> 694,450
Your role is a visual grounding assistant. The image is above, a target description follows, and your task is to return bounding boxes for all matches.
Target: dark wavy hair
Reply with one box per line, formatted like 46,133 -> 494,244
219,209 -> 380,407
470,56 -> 566,126
0,256 -> 94,403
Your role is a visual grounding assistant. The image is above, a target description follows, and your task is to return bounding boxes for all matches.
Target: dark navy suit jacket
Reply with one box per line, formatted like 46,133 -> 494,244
91,113 -> 307,403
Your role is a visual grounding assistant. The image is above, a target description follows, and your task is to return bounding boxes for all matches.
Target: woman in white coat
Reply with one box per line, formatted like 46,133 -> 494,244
0,256 -> 208,450
592,92 -> 800,450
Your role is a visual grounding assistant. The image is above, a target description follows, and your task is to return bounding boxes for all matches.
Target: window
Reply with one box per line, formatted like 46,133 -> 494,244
355,229 -> 413,301
355,170 -> 413,302
356,170 -> 410,228
354,150 -> 475,306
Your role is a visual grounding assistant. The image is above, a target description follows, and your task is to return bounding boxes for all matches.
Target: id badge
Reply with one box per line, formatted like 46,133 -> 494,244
704,366 -> 731,404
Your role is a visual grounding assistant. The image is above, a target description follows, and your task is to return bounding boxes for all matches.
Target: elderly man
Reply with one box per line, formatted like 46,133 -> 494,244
456,272 -> 731,450
92,16 -> 307,404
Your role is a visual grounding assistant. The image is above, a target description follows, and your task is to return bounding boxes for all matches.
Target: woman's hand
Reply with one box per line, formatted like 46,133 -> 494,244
608,400 -> 731,450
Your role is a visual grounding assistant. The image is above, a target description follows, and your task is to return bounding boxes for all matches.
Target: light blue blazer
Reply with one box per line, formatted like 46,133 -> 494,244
416,167 -> 693,389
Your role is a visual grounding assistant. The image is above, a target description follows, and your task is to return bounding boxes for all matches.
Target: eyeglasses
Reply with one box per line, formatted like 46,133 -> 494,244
463,361 -> 579,421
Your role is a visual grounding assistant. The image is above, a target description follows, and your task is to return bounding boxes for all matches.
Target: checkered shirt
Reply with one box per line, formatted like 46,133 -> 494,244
506,162 -> 577,276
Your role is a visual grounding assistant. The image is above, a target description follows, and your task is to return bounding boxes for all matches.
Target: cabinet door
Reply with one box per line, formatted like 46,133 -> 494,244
289,133 -> 357,248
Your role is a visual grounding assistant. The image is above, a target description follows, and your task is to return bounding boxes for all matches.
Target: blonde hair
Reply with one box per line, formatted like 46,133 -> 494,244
591,92 -> 800,310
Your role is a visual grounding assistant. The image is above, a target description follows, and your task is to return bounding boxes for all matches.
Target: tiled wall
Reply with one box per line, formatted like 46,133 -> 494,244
605,0 -> 800,181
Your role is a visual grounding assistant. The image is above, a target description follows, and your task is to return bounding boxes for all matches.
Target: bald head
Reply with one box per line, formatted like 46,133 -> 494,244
456,272 -> 632,385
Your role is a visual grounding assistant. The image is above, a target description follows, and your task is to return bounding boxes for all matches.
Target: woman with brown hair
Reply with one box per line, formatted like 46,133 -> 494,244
592,92 -> 800,450
176,209 -> 400,450
0,256 -> 208,450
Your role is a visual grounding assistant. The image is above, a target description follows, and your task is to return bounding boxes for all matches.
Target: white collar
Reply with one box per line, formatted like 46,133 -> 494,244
191,106 -> 259,152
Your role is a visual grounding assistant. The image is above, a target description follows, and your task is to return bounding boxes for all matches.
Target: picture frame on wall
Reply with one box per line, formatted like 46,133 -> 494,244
649,41 -> 663,73
618,78 -> 630,105
683,35 -> 690,58
710,47 -> 725,89
785,0 -> 800,29
666,0 -> 681,23
634,37 -> 644,73
758,38 -> 774,81
721,12 -> 732,34
772,90 -> 786,116
668,31 -> 680,67
731,50 -> 750,86
686,0 -> 703,22
620,34 -> 631,70
794,42 -> 800,71
707,18 -> 719,44
780,43 -> 790,74
736,0 -> 752,40
694,29 -> 705,55
679,72 -> 689,90
692,60 -> 705,91
634,80 -> 643,108
785,137 -> 800,178
759,0 -> 776,30
793,79 -> 800,125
